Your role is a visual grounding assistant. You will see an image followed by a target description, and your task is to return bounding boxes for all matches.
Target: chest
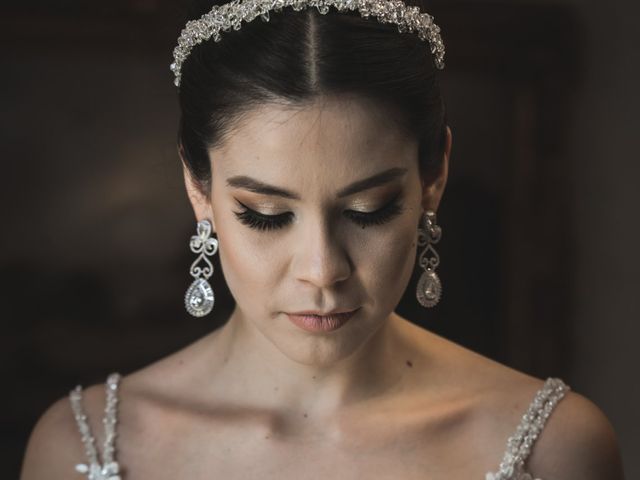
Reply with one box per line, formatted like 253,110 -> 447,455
115,403 -> 506,480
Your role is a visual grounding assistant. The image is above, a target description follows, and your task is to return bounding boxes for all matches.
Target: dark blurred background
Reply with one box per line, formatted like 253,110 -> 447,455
2,0 -> 638,478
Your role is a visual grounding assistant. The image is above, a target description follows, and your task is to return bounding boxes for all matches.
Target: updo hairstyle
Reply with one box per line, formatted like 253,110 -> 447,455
177,0 -> 448,198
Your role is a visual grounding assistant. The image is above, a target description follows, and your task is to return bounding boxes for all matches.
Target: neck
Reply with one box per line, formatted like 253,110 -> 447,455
204,308 -> 415,419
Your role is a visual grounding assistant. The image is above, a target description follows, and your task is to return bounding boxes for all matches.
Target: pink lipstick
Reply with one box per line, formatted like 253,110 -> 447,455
286,308 -> 359,333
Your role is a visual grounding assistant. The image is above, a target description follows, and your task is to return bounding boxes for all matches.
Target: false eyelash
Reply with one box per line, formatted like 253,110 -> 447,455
233,201 -> 293,231
233,194 -> 404,232
344,196 -> 404,228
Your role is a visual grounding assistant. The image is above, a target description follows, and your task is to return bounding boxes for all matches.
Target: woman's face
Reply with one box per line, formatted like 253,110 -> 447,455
184,95 -> 449,367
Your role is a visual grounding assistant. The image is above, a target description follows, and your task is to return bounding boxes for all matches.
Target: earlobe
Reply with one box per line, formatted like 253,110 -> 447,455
421,125 -> 451,212
181,159 -> 216,232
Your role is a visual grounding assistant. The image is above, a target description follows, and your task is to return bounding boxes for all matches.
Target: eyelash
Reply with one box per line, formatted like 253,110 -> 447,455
233,195 -> 404,232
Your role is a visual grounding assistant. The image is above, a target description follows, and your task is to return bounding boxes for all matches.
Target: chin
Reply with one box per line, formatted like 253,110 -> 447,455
270,311 -> 386,367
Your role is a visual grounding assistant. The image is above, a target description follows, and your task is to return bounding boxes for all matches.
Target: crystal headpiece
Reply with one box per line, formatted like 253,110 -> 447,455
170,0 -> 445,87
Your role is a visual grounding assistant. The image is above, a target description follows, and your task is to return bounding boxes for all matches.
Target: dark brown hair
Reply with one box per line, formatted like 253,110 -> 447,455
177,0 -> 448,197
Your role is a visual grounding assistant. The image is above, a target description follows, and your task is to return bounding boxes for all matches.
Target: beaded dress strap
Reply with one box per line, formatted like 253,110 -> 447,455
69,372 -> 122,480
486,377 -> 570,480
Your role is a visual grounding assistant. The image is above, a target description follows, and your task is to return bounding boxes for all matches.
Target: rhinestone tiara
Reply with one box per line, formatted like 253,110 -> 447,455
170,0 -> 446,87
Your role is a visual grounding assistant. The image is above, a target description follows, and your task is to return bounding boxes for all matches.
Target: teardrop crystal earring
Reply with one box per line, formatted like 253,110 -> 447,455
184,219 -> 218,317
416,210 -> 443,308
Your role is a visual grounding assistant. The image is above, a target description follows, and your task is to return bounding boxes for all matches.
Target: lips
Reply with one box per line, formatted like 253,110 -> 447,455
285,308 -> 359,333
289,308 -> 358,316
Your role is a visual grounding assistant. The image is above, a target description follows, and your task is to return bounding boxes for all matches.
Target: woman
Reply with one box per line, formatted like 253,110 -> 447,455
20,0 -> 624,478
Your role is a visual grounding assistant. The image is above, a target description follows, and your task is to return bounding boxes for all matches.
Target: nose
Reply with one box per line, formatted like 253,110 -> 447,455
292,215 -> 352,288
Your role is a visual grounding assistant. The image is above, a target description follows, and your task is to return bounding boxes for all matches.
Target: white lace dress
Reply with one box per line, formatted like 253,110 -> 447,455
68,373 -> 570,480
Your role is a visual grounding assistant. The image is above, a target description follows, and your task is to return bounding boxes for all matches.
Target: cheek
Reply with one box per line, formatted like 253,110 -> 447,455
351,216 -> 418,304
214,213 -> 278,309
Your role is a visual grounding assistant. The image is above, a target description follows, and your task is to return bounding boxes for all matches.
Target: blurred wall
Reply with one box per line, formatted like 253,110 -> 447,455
486,0 -> 640,475
564,0 -> 640,473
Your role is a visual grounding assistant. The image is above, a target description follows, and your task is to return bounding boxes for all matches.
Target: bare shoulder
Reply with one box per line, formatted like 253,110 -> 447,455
21,328 -> 215,479
20,381 -> 108,480
424,330 -> 626,479
399,319 -> 624,479
526,389 -> 625,480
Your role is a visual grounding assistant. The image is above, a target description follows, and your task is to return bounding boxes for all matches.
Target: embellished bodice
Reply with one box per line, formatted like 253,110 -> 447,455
68,374 -> 570,480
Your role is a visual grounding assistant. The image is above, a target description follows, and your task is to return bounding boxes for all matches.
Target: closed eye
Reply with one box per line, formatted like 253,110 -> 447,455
233,193 -> 404,232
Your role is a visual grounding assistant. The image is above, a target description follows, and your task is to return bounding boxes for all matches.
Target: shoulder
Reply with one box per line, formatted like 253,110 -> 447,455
397,320 -> 624,479
526,389 -> 625,480
20,382 -> 107,480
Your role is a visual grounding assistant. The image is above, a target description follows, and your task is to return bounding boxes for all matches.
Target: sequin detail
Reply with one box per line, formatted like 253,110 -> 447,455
69,373 -> 122,480
485,377 -> 571,480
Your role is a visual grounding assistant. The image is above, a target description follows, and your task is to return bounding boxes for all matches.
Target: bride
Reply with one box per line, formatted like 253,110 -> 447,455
21,0 -> 624,478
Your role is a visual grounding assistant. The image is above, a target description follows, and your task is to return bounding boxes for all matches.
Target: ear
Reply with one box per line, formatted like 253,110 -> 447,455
179,145 -> 216,232
421,125 -> 452,213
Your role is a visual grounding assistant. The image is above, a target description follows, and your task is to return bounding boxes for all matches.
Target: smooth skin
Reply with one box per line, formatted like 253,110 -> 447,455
21,95 -> 625,480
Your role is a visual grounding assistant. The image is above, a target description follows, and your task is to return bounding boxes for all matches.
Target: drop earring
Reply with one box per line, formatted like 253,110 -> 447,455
184,219 -> 218,317
416,210 -> 443,308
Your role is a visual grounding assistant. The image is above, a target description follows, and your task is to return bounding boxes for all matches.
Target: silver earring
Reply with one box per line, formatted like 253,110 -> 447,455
184,219 -> 218,317
416,210 -> 443,308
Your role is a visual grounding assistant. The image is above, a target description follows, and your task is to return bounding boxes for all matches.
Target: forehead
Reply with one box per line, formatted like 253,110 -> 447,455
210,95 -> 418,186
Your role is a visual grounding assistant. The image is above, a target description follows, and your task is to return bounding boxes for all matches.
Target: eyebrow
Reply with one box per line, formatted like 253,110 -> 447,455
226,167 -> 408,200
